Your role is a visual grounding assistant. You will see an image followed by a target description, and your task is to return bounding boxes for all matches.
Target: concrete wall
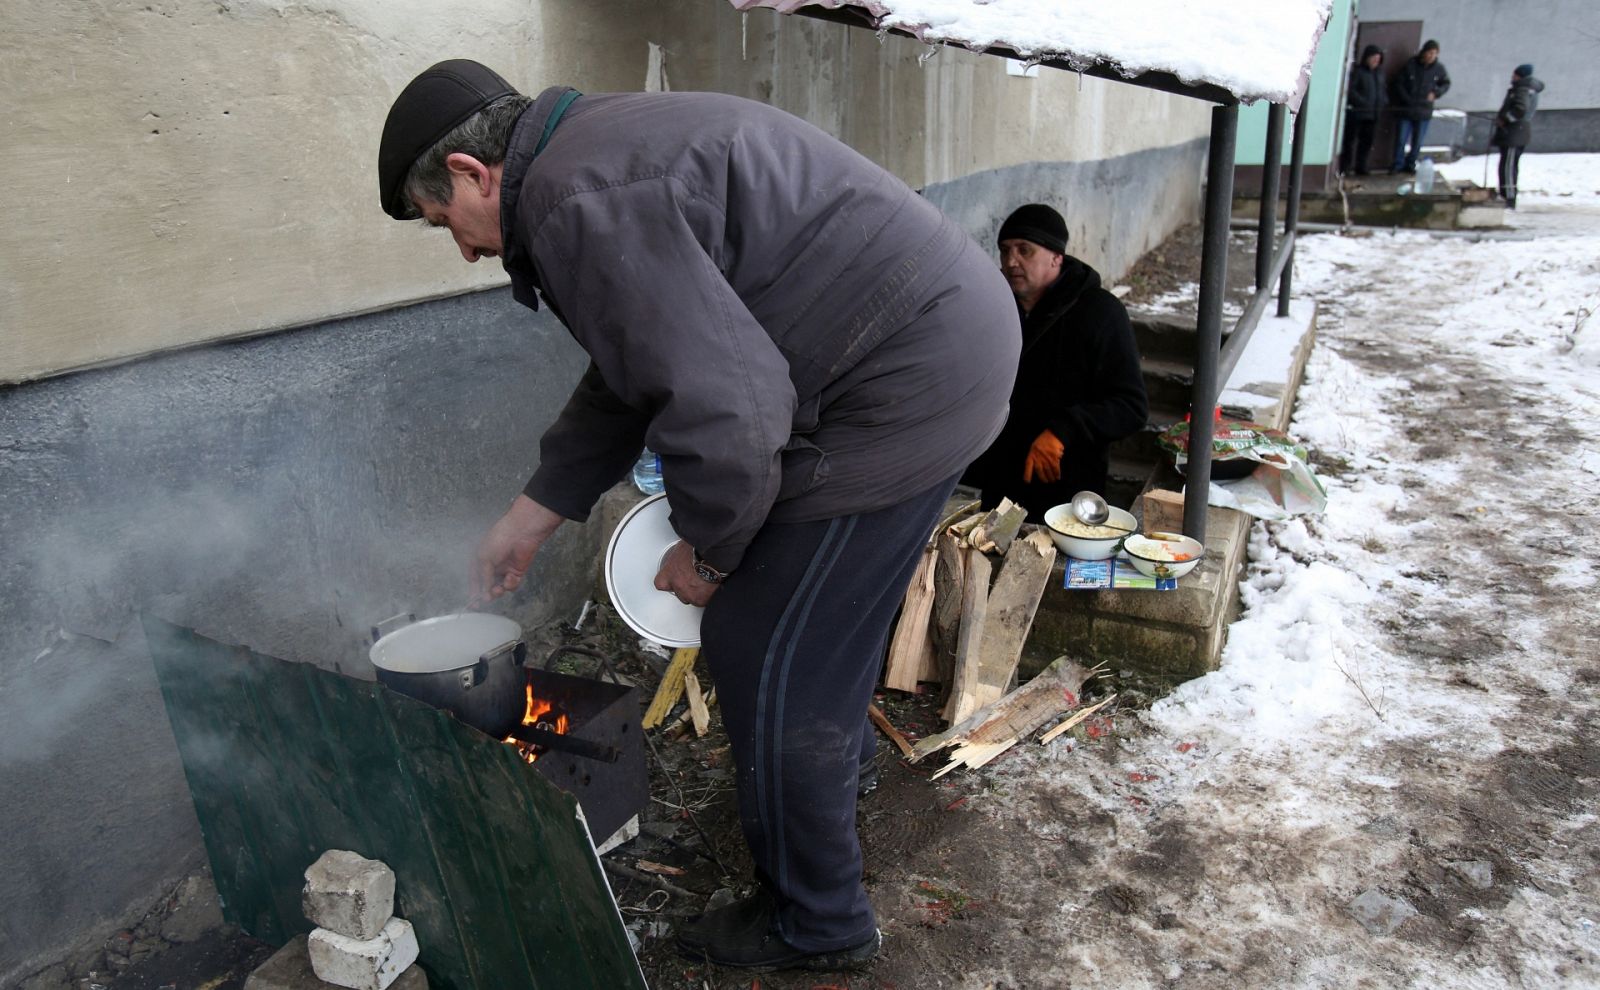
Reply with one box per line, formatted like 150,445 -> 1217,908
0,1 -> 1212,982
0,290 -> 592,984
1359,0 -> 1599,111
1,1 -> 1208,384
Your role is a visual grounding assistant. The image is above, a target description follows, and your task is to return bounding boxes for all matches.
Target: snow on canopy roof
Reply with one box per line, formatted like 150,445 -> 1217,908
728,0 -> 1332,106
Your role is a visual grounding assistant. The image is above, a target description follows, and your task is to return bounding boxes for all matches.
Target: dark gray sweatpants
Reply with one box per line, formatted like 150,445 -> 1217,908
699,476 -> 958,951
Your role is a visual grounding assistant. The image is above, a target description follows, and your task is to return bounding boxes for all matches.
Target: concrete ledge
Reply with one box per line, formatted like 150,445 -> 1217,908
1023,302 -> 1317,686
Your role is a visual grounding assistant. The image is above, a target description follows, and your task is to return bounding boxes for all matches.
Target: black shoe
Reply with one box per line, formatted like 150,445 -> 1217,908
856,761 -> 880,798
676,894 -> 880,971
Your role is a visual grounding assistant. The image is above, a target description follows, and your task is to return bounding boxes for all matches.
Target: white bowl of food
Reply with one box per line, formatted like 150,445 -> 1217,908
1123,532 -> 1205,580
1043,503 -> 1136,560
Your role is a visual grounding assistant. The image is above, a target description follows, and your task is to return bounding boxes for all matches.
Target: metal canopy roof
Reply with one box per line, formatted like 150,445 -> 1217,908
728,0 -> 1332,106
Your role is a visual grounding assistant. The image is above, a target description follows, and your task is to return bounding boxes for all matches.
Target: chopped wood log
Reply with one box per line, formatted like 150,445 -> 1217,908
966,529 -> 1057,714
635,859 -> 688,877
933,499 -> 983,536
643,647 -> 698,729
665,687 -> 716,740
931,531 -> 965,685
942,546 -> 993,725
683,671 -> 711,737
967,498 -> 1027,554
1038,694 -> 1117,744
883,546 -> 938,693
914,655 -> 1095,767
867,703 -> 916,759
1142,488 -> 1186,536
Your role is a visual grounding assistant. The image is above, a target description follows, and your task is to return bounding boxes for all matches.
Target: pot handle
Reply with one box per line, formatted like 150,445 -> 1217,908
462,639 -> 526,690
370,612 -> 416,644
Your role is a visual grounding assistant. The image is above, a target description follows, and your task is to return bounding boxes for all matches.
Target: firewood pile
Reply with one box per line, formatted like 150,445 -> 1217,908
879,498 -> 1108,776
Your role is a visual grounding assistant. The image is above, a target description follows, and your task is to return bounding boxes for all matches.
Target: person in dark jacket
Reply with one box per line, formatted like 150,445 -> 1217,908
1493,64 -> 1545,208
1339,45 -> 1387,176
1390,39 -> 1451,173
377,61 -> 1017,973
961,204 -> 1148,522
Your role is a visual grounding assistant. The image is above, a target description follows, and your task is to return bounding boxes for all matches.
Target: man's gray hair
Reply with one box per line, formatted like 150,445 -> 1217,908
401,94 -> 533,216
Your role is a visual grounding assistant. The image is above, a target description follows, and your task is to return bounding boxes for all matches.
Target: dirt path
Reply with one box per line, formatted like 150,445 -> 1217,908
634,204 -> 1600,989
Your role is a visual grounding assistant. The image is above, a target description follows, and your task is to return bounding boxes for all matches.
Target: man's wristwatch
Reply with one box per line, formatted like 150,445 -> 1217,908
691,548 -> 727,585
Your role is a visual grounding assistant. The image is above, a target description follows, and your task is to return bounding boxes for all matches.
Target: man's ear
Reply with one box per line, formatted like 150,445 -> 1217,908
444,152 -> 493,196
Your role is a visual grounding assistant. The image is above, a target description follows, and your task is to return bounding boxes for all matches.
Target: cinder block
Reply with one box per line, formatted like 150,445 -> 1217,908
308,919 -> 420,990
246,934 -> 428,990
303,850 -> 395,940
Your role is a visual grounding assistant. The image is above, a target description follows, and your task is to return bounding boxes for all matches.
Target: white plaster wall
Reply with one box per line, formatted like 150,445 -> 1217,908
2,0 -> 1208,383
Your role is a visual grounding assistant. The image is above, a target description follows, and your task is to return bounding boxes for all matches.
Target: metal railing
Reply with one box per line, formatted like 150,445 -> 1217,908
1182,93 -> 1309,545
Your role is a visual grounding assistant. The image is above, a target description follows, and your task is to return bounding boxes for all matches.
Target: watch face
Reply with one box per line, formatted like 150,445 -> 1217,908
694,561 -> 724,584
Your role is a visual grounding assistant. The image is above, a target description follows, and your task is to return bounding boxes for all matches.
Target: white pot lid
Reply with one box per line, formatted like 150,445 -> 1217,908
604,492 -> 702,648
369,613 -> 523,673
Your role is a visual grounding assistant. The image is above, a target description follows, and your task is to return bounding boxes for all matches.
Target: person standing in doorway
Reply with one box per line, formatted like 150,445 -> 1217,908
1390,39 -> 1451,174
1492,64 -> 1545,209
1339,44 -> 1386,176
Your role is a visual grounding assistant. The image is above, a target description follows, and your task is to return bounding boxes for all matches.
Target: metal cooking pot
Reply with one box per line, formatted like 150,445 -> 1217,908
368,612 -> 528,738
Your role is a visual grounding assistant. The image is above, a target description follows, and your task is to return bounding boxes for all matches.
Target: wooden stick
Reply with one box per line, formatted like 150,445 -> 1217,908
1038,695 -> 1117,744
867,703 -> 916,759
665,687 -> 716,740
883,546 -> 938,693
931,531 -> 965,686
967,529 -> 1056,713
643,647 -> 698,729
943,545 -> 993,725
683,671 -> 711,738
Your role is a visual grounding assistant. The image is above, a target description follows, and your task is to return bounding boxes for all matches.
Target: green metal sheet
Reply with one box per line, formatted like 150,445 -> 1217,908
142,617 -> 646,990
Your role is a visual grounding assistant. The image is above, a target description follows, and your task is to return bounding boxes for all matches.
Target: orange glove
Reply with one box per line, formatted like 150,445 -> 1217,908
1022,429 -> 1064,484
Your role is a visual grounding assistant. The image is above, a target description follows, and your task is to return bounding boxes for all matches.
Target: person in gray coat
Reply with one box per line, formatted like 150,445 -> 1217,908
377,60 -> 1018,972
1493,64 -> 1545,208
1389,39 -> 1450,174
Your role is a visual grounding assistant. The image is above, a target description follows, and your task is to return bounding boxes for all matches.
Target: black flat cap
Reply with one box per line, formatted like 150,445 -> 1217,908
378,59 -> 518,220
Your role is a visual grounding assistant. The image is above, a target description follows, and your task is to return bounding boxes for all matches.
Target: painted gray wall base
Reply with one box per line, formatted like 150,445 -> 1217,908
923,138 -> 1208,283
0,287 -> 589,986
1461,108 -> 1600,155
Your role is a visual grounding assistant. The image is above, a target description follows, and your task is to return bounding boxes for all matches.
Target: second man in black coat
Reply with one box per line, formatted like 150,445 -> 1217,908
963,204 -> 1148,521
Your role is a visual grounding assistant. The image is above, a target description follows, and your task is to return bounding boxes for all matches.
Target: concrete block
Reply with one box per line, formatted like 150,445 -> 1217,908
246,934 -> 428,990
303,850 -> 395,941
1089,616 -> 1208,677
308,919 -> 419,990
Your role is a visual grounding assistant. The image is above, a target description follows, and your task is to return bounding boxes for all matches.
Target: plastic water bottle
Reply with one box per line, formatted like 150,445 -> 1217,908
631,448 -> 664,495
1416,157 -> 1435,194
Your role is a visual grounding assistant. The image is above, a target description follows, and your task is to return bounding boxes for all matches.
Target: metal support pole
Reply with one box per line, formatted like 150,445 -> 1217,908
1255,103 -> 1285,291
1183,104 -> 1238,547
1278,90 -> 1310,317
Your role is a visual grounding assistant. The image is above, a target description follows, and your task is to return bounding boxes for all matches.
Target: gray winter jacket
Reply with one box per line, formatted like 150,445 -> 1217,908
500,87 -> 1017,572
1494,76 -> 1545,148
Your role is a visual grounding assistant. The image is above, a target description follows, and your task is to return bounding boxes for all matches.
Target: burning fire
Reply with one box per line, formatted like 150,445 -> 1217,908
505,681 -> 569,764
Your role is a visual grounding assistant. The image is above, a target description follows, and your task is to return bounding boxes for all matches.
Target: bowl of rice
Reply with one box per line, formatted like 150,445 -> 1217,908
1043,503 -> 1136,560
1123,532 -> 1205,580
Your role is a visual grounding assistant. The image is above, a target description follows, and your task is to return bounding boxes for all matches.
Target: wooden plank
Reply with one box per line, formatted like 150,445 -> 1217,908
642,647 -> 697,728
867,703 -> 915,759
931,531 -> 965,686
968,530 -> 1058,713
967,498 -> 1027,554
914,656 -> 1095,763
883,546 -> 938,693
683,671 -> 711,737
1142,488 -> 1186,536
1038,695 -> 1117,743
942,545 -> 993,725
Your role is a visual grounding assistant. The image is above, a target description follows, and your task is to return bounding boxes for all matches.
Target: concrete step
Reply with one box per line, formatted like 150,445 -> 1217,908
1130,312 -> 1233,364
1140,358 -> 1195,411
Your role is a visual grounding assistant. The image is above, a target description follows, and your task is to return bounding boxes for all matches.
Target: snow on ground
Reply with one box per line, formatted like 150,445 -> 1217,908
1441,152 -> 1600,205
730,0 -> 1331,103
960,156 -> 1600,987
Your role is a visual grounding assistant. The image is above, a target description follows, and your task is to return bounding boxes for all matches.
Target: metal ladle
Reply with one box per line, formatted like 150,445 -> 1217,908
1070,491 -> 1134,532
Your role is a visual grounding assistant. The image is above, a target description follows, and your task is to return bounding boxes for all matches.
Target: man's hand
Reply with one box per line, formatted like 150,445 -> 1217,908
473,494 -> 565,601
1023,429 -> 1065,484
654,540 -> 720,608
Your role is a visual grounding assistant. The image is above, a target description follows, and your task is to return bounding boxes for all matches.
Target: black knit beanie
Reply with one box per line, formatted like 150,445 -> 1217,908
1420,39 -> 1440,54
997,203 -> 1068,254
1515,63 -> 1534,78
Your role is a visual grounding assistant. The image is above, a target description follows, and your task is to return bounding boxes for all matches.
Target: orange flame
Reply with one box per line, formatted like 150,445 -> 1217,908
504,681 -> 569,764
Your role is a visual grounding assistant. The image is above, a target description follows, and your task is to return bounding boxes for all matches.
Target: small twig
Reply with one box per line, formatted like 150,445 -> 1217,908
1039,695 -> 1117,744
1331,656 -> 1386,720
602,859 -> 698,900
643,729 -> 731,874
868,703 -> 916,759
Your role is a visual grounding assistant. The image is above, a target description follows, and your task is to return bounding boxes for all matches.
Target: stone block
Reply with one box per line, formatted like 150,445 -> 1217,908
308,919 -> 419,990
246,935 -> 428,990
159,873 -> 226,944
1089,616 -> 1207,677
303,850 -> 395,941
